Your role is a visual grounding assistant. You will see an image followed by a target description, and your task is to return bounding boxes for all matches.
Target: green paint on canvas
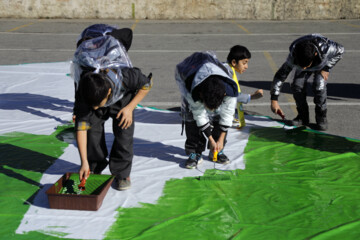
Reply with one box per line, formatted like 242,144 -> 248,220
59,173 -> 113,195
0,125 -> 77,239
106,127 -> 360,240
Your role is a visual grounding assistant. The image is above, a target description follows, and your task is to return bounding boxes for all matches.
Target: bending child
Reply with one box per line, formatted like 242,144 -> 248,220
71,24 -> 152,190
270,34 -> 344,130
175,51 -> 239,169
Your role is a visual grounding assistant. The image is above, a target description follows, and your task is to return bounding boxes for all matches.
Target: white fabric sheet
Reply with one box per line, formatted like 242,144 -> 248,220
0,62 -> 285,239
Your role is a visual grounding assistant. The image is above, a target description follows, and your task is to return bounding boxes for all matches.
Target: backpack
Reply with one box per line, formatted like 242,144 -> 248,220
71,25 -> 133,107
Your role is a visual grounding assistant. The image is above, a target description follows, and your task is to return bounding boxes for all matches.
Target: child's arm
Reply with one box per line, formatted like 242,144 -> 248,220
116,89 -> 150,129
320,39 -> 344,81
76,130 -> 90,181
208,132 -> 225,153
271,100 -> 284,116
250,89 -> 263,100
270,61 -> 293,100
323,39 -> 344,72
216,132 -> 226,152
237,89 -> 263,103
116,70 -> 153,129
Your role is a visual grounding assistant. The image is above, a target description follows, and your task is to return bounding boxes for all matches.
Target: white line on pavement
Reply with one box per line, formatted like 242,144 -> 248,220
0,49 -> 360,53
143,102 -> 360,107
1,32 -> 360,36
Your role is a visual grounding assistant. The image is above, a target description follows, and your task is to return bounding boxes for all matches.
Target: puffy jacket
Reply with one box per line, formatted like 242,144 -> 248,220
71,35 -> 133,107
71,27 -> 152,130
271,33 -> 344,100
175,51 -> 238,131
76,23 -> 133,51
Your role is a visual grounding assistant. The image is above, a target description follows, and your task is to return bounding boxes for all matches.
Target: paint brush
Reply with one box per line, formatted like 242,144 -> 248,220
78,170 -> 90,191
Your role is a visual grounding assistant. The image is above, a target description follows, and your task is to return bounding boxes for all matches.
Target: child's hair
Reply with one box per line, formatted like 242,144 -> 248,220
293,40 -> 316,68
227,45 -> 251,63
79,72 -> 112,107
196,76 -> 225,110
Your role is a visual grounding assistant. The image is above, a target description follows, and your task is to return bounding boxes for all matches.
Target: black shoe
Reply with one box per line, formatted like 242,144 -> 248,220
185,153 -> 203,169
114,177 -> 131,191
315,109 -> 328,131
291,115 -> 309,127
315,118 -> 328,131
209,150 -> 230,164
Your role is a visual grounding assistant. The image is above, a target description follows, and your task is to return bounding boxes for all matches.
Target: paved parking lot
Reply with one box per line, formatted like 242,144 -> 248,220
0,19 -> 359,139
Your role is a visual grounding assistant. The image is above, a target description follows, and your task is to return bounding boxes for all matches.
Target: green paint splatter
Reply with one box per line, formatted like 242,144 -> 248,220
106,127 -> 360,240
0,125 -> 77,239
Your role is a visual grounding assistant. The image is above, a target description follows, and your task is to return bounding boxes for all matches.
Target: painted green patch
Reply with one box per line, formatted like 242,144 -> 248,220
0,125 -> 77,239
106,127 -> 360,239
59,173 -> 113,195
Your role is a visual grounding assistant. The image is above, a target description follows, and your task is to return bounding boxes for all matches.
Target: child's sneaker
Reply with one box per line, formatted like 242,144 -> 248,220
114,177 -> 131,191
209,150 -> 230,164
291,115 -> 309,126
185,153 -> 203,169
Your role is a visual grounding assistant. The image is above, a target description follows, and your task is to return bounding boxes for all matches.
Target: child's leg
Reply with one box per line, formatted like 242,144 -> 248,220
184,120 -> 207,155
291,70 -> 311,124
109,113 -> 135,179
108,93 -> 135,179
86,111 -> 109,174
181,98 -> 206,155
312,72 -> 328,129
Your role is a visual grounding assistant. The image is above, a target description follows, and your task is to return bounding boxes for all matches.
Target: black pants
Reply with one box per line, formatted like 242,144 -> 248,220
291,69 -> 327,119
184,120 -> 227,155
182,97 -> 227,155
86,92 -> 135,179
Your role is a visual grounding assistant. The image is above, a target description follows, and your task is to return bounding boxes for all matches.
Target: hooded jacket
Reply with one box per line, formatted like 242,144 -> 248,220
175,51 -> 238,134
270,33 -> 344,100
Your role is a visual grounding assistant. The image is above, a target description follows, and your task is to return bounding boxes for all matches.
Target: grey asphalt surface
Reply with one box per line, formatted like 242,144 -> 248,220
0,19 -> 359,139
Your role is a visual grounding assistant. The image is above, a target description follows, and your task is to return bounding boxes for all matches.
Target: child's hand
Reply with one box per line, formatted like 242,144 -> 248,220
79,162 -> 90,181
116,106 -> 133,129
209,137 -> 217,152
216,140 -> 224,152
320,71 -> 329,81
251,89 -> 263,100
271,100 -> 284,116
72,115 -> 76,123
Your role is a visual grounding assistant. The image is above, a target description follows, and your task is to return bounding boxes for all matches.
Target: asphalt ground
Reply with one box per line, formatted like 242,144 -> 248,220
0,19 -> 359,139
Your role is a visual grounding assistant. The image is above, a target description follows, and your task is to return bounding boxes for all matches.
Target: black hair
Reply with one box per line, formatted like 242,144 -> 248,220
227,45 -> 251,64
79,72 -> 112,107
195,76 -> 225,110
293,40 -> 317,68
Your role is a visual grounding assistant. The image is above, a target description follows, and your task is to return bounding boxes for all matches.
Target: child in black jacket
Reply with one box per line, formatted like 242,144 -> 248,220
72,24 -> 152,191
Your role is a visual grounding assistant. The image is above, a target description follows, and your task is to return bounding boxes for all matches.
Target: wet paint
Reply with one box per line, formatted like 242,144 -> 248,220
59,173 -> 113,195
0,126 -> 75,239
106,127 -> 360,239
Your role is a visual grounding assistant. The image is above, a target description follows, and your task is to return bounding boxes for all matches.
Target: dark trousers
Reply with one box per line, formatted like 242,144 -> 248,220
184,118 -> 227,155
291,70 -> 327,122
182,97 -> 228,155
86,93 -> 135,179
